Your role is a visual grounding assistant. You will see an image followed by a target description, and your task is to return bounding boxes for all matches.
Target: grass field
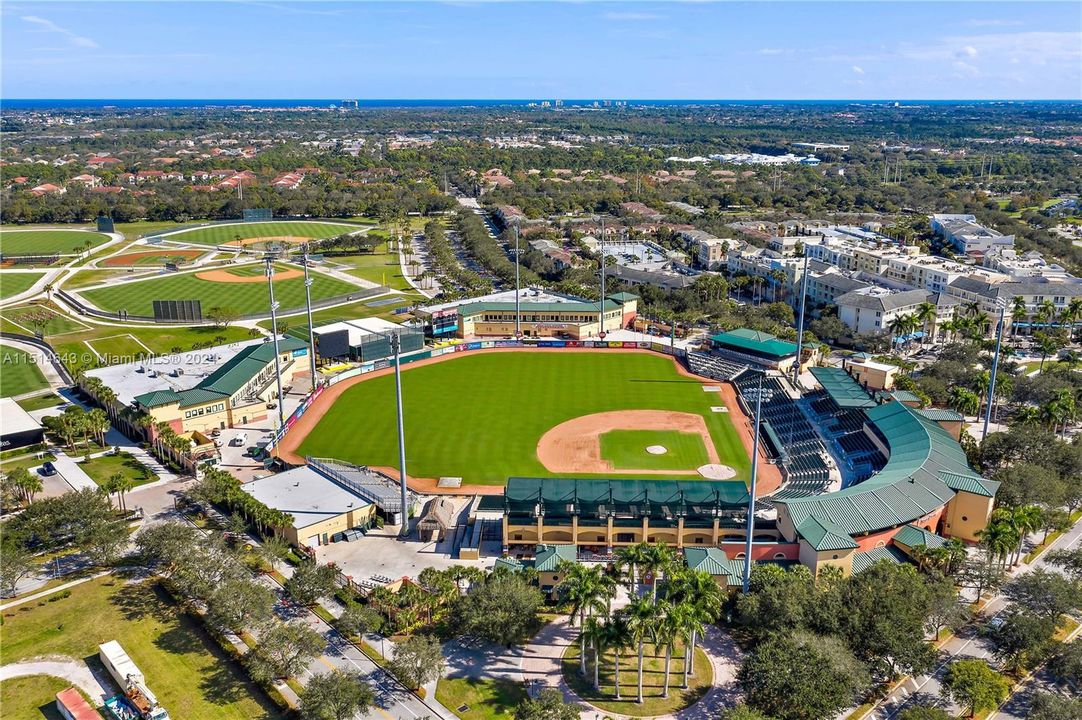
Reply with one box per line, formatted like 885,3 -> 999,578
0,229 -> 110,255
435,677 -> 527,720
85,334 -> 154,362
78,263 -> 364,315
266,293 -> 419,329
2,303 -> 90,336
101,249 -> 206,267
159,220 -> 365,246
79,451 -> 158,489
43,324 -> 255,374
600,430 -> 710,471
298,352 -> 751,485
334,244 -> 413,291
0,344 -> 50,397
16,391 -> 64,412
0,674 -> 74,720
0,271 -> 45,300
0,575 -> 285,719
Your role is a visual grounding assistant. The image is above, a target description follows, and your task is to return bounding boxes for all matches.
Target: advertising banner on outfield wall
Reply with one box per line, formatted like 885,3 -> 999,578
493,340 -> 521,348
537,341 -> 566,348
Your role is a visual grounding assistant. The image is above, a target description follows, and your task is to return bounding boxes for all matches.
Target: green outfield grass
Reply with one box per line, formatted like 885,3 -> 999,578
600,429 -> 710,471
2,303 -> 89,336
0,229 -> 110,255
0,345 -> 50,397
158,220 -> 365,246
78,263 -> 364,316
0,271 -> 45,300
298,351 -> 750,485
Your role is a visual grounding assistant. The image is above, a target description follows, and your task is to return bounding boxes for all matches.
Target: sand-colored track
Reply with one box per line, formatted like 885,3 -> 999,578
537,409 -> 719,475
273,347 -> 782,496
195,267 -> 304,283
224,235 -> 310,247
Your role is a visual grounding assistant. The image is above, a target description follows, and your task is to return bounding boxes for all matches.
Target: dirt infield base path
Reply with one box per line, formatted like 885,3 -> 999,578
537,409 -> 719,475
195,267 -> 304,283
274,347 -> 783,496
224,235 -> 311,247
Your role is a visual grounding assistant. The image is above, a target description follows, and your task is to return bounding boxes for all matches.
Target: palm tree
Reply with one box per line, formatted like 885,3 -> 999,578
1007,505 -> 1043,565
973,369 -> 991,421
656,600 -> 686,698
641,542 -> 676,601
1035,332 -> 1059,373
87,408 -> 110,446
914,301 -> 937,346
1065,297 -> 1082,342
768,269 -> 787,304
1010,296 -> 1027,337
949,387 -> 980,417
603,615 -> 632,700
9,468 -> 43,505
616,543 -> 649,596
625,597 -> 659,703
561,562 -> 608,676
583,617 -> 607,691
978,513 -> 1020,569
667,569 -> 723,685
888,315 -> 910,353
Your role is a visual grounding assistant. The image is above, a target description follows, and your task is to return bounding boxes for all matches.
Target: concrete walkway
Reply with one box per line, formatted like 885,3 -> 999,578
1,570 -> 112,611
51,452 -> 98,491
0,657 -> 114,704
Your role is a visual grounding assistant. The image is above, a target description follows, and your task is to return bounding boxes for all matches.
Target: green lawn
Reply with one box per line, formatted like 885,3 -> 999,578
335,247 -> 413,291
600,430 -> 710,471
298,352 -> 751,485
0,674 -> 80,720
79,263 -> 364,316
85,334 -> 154,363
78,452 -> 158,489
0,229 -> 111,255
0,344 -> 50,397
435,677 -> 527,720
158,220 -> 365,246
562,641 -> 711,717
0,272 -> 45,300
16,392 -> 64,412
49,324 -> 255,375
2,303 -> 89,336
0,575 -> 285,719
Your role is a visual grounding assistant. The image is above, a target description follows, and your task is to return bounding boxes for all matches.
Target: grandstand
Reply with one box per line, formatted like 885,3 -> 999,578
686,350 -> 749,381
805,367 -> 887,485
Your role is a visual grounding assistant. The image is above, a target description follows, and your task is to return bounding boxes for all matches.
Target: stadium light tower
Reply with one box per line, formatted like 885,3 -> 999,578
264,257 -> 286,428
514,221 -> 522,338
982,299 -> 1008,441
390,331 -> 410,537
598,217 -> 606,338
741,373 -> 773,594
793,250 -> 810,386
302,244 -> 318,386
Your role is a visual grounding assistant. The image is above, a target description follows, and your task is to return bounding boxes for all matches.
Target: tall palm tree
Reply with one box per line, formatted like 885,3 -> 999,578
1007,505 -> 1043,565
582,617 -> 607,691
914,301 -> 937,346
603,615 -> 632,700
973,369 -> 991,421
616,543 -> 649,596
641,542 -> 676,601
667,569 -> 723,684
1015,405 -> 1041,425
656,600 -> 688,698
1065,297 -> 1082,342
979,513 -> 1020,569
561,562 -> 608,676
949,386 -> 980,417
625,597 -> 659,704
1010,296 -> 1027,337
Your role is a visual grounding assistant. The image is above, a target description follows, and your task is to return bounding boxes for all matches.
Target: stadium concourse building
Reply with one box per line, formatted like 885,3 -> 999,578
413,288 -> 639,340
311,317 -> 425,365
708,328 -> 819,373
498,370 -> 999,580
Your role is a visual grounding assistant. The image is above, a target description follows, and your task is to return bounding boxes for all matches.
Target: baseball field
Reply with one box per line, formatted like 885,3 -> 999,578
77,263 -> 366,316
156,220 -> 365,246
0,229 -> 111,255
291,351 -> 753,486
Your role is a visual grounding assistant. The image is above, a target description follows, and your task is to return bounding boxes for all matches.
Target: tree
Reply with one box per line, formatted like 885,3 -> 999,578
941,659 -> 1009,717
896,707 -> 953,720
719,705 -> 774,720
989,610 -> 1057,674
514,688 -> 580,720
299,670 -> 375,720
925,574 -> 970,641
0,538 -> 34,597
206,578 -> 276,633
1046,547 -> 1082,583
248,621 -> 325,682
738,631 -> 870,720
388,634 -> 444,689
560,562 -> 609,676
1047,639 -> 1082,692
257,535 -> 291,572
1002,569 -> 1080,623
456,572 -> 543,646
625,596 -> 660,703
336,602 -> 385,639
207,306 -> 241,328
1029,692 -> 1082,720
7,467 -> 42,505
285,561 -> 339,607
602,614 -> 632,700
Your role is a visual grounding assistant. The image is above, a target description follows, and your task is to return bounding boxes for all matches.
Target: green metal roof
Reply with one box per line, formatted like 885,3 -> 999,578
133,389 -> 181,408
776,401 -> 998,537
890,390 -> 922,403
809,367 -> 878,409
459,300 -> 620,317
893,524 -> 947,550
607,292 -> 640,303
684,547 -> 733,576
711,328 -> 798,358
534,544 -> 577,572
852,545 -> 909,574
200,337 -> 307,397
493,556 -> 526,573
917,408 -> 964,422
796,516 -> 860,551
176,387 -> 229,409
505,477 -> 751,517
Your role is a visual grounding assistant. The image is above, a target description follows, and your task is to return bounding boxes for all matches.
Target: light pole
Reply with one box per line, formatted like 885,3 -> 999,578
265,257 -> 285,429
514,222 -> 521,339
742,373 -> 773,594
302,244 -> 318,386
982,300 -> 1008,441
390,331 -> 409,536
598,218 -> 606,338
793,250 -> 810,386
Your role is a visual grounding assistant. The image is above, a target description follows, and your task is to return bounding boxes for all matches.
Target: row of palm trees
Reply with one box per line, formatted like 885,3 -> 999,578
977,505 -> 1044,569
1013,296 -> 1082,342
560,542 -> 724,704
41,406 -> 111,455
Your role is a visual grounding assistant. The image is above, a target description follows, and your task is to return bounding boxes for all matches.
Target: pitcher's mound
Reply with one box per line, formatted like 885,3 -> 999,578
698,463 -> 737,480
646,445 -> 668,455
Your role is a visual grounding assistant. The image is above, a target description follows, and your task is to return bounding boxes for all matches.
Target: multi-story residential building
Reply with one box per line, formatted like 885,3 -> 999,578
804,265 -> 874,308
727,248 -> 807,302
834,287 -> 959,338
982,247 -> 1075,281
930,214 -> 1014,255
947,276 -> 1082,330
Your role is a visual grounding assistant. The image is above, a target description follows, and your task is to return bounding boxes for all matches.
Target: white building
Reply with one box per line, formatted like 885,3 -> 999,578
930,214 -> 1014,255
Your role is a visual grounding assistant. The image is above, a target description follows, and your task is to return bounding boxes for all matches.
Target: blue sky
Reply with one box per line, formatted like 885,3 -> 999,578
2,1 -> 1079,100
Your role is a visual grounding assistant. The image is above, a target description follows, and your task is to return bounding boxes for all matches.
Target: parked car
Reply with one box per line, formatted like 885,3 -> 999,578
41,461 -> 57,476
229,435 -> 246,447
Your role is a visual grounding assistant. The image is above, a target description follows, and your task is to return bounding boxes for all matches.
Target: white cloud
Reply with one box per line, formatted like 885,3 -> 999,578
851,65 -> 865,75
20,15 -> 98,49
756,48 -> 792,56
959,45 -> 979,58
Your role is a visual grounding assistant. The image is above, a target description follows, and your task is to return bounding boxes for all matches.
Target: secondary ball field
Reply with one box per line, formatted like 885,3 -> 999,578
155,221 -> 366,246
286,350 -> 772,489
77,262 -> 365,316
0,229 -> 110,255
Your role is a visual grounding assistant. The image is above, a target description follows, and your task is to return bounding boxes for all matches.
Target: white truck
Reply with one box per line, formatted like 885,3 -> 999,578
98,641 -> 171,720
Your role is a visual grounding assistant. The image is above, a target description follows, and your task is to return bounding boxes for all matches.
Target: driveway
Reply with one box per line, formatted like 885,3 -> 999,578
0,657 -> 115,704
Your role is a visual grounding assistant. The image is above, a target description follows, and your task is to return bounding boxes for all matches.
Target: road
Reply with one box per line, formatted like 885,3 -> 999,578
869,517 -> 1082,719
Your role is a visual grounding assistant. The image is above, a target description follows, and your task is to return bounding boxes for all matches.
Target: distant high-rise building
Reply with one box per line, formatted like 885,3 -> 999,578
341,99 -> 359,109
554,99 -> 563,107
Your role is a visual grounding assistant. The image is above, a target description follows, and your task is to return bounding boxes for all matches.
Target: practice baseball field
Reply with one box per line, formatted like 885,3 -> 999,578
292,351 -> 752,485
0,229 -> 111,255
156,220 -> 366,246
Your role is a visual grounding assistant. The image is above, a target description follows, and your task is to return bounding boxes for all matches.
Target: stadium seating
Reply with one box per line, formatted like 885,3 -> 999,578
687,351 -> 749,381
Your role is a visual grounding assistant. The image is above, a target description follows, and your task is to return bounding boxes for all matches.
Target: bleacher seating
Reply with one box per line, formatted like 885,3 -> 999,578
803,389 -> 885,484
687,351 -> 749,381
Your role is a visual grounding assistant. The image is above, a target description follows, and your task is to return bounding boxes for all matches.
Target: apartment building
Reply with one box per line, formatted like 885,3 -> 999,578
834,287 -> 959,337
930,214 -> 1014,255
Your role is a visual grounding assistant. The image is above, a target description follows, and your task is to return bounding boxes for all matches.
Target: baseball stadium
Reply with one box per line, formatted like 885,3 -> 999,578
272,310 -> 999,578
